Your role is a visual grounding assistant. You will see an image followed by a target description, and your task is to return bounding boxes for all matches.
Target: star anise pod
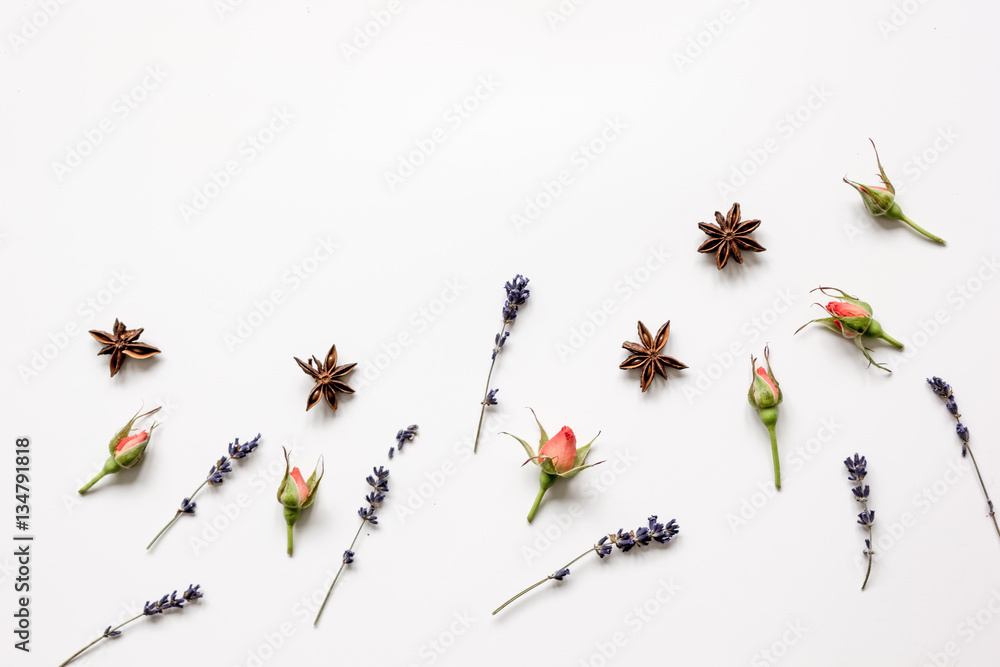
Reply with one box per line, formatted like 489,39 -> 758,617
697,202 -> 765,270
620,321 -> 687,392
294,344 -> 357,412
88,319 -> 161,377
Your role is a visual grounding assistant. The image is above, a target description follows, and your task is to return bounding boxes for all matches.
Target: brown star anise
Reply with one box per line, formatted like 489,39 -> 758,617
88,319 -> 161,377
294,344 -> 357,412
697,202 -> 765,270
620,321 -> 687,392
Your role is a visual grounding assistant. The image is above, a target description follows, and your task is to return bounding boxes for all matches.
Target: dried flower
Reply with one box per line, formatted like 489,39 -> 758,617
503,409 -> 603,522
620,321 -> 687,392
88,319 -> 162,377
294,344 -> 357,412
696,202 -> 766,269
278,448 -> 324,556
389,424 -> 419,458
474,274 -> 531,453
748,346 -> 782,489
57,584 -> 203,666
843,139 -> 945,244
146,433 -> 261,550
78,407 -> 162,494
844,453 -> 875,590
927,377 -> 1000,546
314,461 -> 397,626
795,286 -> 903,372
492,516 -> 678,615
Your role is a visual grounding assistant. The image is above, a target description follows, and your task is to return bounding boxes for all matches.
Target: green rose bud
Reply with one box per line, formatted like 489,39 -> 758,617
277,447 -> 324,556
78,407 -> 161,494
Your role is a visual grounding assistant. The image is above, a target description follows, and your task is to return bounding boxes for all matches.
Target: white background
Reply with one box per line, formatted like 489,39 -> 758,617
2,1 -> 1000,666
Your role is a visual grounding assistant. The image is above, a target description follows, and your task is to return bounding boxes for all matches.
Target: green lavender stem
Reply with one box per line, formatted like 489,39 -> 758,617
492,547 -> 595,616
314,520 -> 366,626
473,321 -> 508,453
146,480 -> 208,550
965,445 -> 1000,544
57,614 -> 143,667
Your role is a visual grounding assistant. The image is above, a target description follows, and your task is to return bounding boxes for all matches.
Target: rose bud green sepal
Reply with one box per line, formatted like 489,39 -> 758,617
78,407 -> 161,494
748,346 -> 782,489
277,447 -> 324,556
503,408 -> 603,523
843,139 -> 945,244
796,287 -> 903,373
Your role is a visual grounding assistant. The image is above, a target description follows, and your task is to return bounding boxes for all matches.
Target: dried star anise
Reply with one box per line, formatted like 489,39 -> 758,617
294,344 -> 357,412
697,202 -> 765,270
620,321 -> 687,392
88,319 -> 161,377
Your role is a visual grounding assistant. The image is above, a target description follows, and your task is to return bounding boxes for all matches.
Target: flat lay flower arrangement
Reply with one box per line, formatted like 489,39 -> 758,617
56,135 -> 994,665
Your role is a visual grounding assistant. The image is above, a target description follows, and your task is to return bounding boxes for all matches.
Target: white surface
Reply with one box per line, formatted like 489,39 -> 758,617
2,2 -> 1000,666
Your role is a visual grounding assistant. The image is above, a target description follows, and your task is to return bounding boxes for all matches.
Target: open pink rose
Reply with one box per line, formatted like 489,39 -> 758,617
538,426 -> 577,474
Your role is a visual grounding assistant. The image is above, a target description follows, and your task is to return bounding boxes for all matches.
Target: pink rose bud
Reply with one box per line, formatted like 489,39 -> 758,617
796,287 -> 903,372
503,409 -> 603,523
278,448 -> 324,555
79,407 -> 161,494
748,346 -> 782,489
538,426 -> 577,474
843,139 -> 945,244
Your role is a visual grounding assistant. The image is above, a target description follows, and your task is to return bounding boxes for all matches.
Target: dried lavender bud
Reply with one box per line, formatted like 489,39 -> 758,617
229,434 -> 261,459
484,388 -> 499,406
957,423 -> 970,443
358,507 -> 378,524
596,536 -> 612,558
552,569 -> 570,581
845,453 -> 875,590
179,498 -> 196,514
844,453 -> 867,481
927,376 -> 951,397
946,398 -> 959,416
343,550 -> 355,564
395,425 -> 419,453
207,456 -> 232,485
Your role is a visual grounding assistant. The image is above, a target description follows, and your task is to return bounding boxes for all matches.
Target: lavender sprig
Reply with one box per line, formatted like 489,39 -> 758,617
927,377 -> 1000,545
389,424 -> 419,459
314,465 -> 392,625
57,585 -> 202,666
474,274 -> 530,454
492,516 -> 678,615
146,434 -> 261,550
844,453 -> 875,590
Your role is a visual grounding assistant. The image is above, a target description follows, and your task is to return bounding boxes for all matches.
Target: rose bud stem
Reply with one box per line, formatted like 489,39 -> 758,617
758,406 -> 780,490
527,471 -> 557,523
863,319 -> 903,349
78,458 -> 122,494
285,507 -> 300,556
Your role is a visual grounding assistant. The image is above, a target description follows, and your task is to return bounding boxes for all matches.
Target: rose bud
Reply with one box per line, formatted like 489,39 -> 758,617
78,407 -> 161,494
277,447 -> 324,556
843,139 -> 945,244
748,346 -> 782,489
503,409 -> 603,523
796,286 -> 903,372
